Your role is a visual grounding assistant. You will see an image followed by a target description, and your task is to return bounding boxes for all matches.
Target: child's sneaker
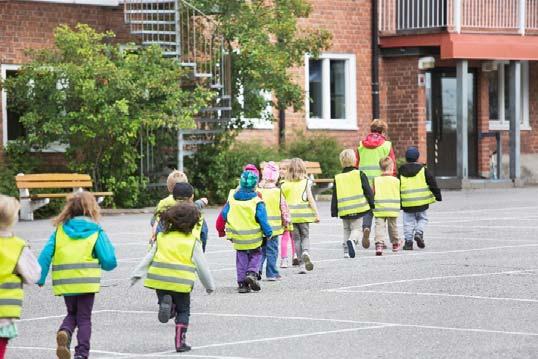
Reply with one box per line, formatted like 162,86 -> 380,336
292,254 -> 300,266
280,257 -> 289,268
362,228 -> 371,249
375,243 -> 383,256
302,252 -> 314,271
344,252 -> 350,258
246,272 -> 261,291
403,241 -> 413,250
238,282 -> 250,293
392,241 -> 403,252
56,330 -> 71,359
346,240 -> 356,258
298,264 -> 307,274
414,232 -> 425,248
158,294 -> 173,323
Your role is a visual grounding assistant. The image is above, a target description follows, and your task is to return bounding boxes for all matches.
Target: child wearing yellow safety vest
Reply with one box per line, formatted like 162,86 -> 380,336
331,149 -> 374,258
38,192 -> 117,359
0,195 -> 41,359
373,157 -> 402,256
277,159 -> 298,267
258,161 -> 291,280
222,169 -> 273,293
152,170 -> 209,251
281,158 -> 320,274
398,147 -> 442,250
131,203 -> 215,353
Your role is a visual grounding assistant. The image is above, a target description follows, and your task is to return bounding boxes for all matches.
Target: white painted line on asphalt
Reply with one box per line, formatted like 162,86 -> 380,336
433,206 -> 538,215
429,224 -> 538,229
333,289 -> 538,303
325,269 -> 538,291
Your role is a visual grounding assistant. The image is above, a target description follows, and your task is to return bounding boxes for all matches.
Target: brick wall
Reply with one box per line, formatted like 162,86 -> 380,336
0,1 -> 133,163
236,0 -> 372,151
379,56 -> 427,161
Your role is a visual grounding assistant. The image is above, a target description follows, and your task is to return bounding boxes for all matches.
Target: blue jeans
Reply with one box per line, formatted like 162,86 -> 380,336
260,236 -> 280,278
403,211 -> 428,242
362,211 -> 373,230
200,219 -> 208,252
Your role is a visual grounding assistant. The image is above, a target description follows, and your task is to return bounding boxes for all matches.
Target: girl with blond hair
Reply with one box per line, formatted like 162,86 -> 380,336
38,191 -> 117,359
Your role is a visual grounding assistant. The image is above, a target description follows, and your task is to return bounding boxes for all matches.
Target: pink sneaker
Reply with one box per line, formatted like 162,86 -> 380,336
375,243 -> 383,256
392,241 -> 403,252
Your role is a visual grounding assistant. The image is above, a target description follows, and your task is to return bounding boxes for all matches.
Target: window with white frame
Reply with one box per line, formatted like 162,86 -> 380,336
1,64 -> 26,145
305,53 -> 357,130
237,88 -> 274,130
489,61 -> 530,130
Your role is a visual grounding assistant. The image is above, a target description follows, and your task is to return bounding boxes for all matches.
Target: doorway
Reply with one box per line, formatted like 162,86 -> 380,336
426,69 -> 478,177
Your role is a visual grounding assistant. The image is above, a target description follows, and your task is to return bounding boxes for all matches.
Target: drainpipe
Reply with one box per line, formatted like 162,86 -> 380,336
278,106 -> 286,146
371,0 -> 380,120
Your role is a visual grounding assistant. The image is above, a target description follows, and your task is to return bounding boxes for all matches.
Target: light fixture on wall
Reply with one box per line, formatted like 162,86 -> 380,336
418,56 -> 435,70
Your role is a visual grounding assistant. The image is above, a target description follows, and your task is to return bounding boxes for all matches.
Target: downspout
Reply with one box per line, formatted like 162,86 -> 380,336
278,107 -> 286,146
371,0 -> 380,120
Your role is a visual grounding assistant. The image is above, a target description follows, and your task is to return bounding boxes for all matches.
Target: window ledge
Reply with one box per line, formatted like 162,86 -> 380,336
245,118 -> 274,130
22,0 -> 119,6
488,122 -> 532,131
307,118 -> 358,131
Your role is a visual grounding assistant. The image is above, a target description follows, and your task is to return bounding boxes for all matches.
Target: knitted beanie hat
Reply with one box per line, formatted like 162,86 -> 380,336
262,161 -> 280,183
405,146 -> 420,162
243,164 -> 260,178
240,170 -> 259,190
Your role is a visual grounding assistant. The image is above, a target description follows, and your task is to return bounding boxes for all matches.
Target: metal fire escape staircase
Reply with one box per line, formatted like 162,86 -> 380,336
124,0 -> 231,171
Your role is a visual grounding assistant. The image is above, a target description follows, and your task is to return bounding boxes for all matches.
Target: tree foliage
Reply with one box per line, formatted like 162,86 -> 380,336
192,0 -> 331,123
2,24 -> 212,197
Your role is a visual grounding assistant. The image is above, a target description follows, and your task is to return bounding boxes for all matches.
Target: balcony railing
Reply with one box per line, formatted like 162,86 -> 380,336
380,0 -> 538,35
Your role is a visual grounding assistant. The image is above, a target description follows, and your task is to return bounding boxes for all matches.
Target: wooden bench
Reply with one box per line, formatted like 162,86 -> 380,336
303,161 -> 334,197
15,173 -> 113,221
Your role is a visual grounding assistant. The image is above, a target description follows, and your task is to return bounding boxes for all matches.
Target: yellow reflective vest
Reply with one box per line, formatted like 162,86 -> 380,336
0,236 -> 25,319
226,196 -> 264,250
400,168 -> 436,208
334,170 -> 371,217
258,187 -> 284,236
51,225 -> 101,296
281,179 -> 316,224
144,231 -> 197,293
373,176 -> 401,218
155,195 -> 204,241
358,141 -> 392,185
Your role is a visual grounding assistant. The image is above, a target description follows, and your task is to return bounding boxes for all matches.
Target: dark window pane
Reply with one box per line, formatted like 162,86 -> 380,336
489,70 -> 499,120
6,70 -> 26,141
309,59 -> 322,118
505,65 -> 511,122
330,60 -> 346,119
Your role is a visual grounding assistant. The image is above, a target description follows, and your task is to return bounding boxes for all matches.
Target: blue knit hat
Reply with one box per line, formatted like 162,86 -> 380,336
240,170 -> 259,190
405,146 -> 420,162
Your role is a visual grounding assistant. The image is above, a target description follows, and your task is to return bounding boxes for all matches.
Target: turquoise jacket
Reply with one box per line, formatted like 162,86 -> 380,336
37,216 -> 117,287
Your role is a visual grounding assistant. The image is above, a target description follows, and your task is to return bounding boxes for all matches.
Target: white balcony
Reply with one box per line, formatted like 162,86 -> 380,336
380,0 -> 538,36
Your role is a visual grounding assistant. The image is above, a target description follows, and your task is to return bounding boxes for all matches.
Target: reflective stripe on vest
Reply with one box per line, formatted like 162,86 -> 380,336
258,187 -> 284,236
373,176 -> 401,218
226,196 -> 263,250
335,170 -> 371,217
52,225 -> 101,296
281,179 -> 316,224
358,141 -> 392,185
400,168 -> 436,208
0,236 -> 25,319
155,196 -> 204,243
144,231 -> 197,293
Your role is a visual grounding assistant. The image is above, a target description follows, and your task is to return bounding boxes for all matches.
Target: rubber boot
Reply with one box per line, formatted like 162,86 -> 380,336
56,330 -> 72,359
175,324 -> 192,352
158,294 -> 173,323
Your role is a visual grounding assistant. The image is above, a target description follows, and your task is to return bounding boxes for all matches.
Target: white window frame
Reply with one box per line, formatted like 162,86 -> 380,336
1,64 -> 66,152
236,89 -> 274,130
21,0 -> 119,6
305,53 -> 358,131
489,61 -> 531,131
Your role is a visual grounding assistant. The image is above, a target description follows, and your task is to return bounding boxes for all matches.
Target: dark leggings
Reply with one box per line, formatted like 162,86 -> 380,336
59,293 -> 95,358
156,290 -> 191,325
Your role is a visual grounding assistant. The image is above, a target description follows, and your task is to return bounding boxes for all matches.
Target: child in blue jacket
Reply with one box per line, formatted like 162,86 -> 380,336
38,192 -> 117,359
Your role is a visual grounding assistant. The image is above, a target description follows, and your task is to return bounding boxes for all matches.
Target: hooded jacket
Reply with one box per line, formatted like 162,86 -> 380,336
355,133 -> 397,176
221,188 -> 273,239
37,217 -> 117,287
398,163 -> 442,212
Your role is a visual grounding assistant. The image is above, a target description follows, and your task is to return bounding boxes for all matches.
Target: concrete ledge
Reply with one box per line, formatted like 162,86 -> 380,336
437,177 -> 526,190
101,207 -> 155,216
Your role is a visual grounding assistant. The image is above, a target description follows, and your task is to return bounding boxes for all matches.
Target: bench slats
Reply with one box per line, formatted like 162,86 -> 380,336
16,181 -> 94,189
15,174 -> 91,182
29,192 -> 113,199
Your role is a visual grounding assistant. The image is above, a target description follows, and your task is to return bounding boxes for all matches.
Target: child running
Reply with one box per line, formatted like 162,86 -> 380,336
258,161 -> 290,280
222,169 -> 272,293
281,158 -> 320,274
331,149 -> 374,258
38,192 -> 117,359
373,157 -> 402,256
152,170 -> 209,251
0,195 -> 41,359
131,202 -> 215,352
398,147 -> 442,250
278,159 -> 297,267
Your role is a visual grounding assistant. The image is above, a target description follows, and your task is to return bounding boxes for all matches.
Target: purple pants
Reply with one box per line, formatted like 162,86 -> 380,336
59,293 -> 95,359
236,247 -> 262,284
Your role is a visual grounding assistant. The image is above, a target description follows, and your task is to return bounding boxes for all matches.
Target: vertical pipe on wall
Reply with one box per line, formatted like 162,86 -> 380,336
372,0 -> 380,120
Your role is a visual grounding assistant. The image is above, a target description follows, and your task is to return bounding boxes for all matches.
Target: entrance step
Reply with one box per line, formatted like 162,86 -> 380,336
436,177 -> 525,190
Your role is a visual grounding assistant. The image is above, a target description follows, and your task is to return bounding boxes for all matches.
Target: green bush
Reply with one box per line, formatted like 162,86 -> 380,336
284,132 -> 344,178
